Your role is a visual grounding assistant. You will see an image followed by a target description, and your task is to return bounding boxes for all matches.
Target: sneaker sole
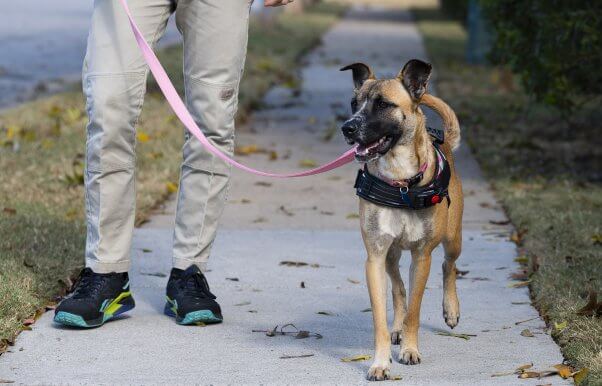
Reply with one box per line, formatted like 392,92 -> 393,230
54,291 -> 135,328
164,298 -> 222,325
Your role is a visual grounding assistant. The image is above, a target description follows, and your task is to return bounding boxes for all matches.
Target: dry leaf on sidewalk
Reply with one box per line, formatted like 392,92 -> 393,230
341,354 -> 371,362
520,329 -> 534,337
435,330 -> 477,340
299,159 -> 317,168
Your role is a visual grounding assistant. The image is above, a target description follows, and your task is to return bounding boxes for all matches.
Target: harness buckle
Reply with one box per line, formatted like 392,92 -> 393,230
400,186 -> 409,194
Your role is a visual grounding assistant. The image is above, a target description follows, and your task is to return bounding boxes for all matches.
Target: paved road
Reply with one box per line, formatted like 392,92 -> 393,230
0,4 -> 566,385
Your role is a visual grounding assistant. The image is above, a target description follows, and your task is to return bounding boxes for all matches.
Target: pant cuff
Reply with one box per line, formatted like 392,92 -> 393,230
173,257 -> 209,272
86,259 -> 130,274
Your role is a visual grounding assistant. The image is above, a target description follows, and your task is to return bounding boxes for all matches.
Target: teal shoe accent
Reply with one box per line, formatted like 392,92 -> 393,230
179,310 -> 223,325
54,311 -> 92,328
164,297 -> 222,325
54,292 -> 135,328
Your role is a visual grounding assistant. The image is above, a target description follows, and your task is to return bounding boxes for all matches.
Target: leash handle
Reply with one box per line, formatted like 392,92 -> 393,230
118,0 -> 356,178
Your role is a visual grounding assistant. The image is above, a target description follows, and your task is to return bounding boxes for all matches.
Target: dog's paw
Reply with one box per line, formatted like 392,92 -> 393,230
390,330 -> 402,345
398,347 -> 421,365
443,298 -> 460,329
366,363 -> 390,381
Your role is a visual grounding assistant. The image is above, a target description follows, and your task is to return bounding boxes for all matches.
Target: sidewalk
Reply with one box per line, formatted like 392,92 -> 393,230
0,4 -> 566,385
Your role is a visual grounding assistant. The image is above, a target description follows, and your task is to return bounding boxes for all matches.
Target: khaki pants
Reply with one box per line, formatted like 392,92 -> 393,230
84,0 -> 251,273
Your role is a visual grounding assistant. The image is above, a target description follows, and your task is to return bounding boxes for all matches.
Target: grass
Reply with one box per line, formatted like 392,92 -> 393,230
0,1 -> 346,352
412,5 -> 602,384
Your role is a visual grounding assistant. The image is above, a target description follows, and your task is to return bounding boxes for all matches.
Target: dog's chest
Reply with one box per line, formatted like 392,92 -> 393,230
363,204 -> 432,248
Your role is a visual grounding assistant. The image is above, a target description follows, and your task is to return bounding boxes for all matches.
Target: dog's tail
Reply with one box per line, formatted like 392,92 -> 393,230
420,94 -> 461,151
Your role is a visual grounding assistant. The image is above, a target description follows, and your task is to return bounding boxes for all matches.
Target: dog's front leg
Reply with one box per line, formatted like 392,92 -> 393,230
399,248 -> 432,365
365,251 -> 391,381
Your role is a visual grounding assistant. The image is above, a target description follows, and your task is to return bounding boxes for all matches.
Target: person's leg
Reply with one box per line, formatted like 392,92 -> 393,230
84,0 -> 174,273
171,0 -> 252,272
55,0 -> 175,327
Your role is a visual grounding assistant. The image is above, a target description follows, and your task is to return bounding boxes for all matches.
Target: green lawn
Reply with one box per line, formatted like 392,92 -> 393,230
412,6 -> 601,385
0,1 -> 346,353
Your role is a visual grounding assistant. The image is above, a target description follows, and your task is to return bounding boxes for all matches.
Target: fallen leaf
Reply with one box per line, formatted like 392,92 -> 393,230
316,311 -> 336,316
512,301 -> 530,305
514,256 -> 529,265
576,290 -> 602,317
346,213 -> 359,219
248,310 -> 257,313
241,198 -> 251,204
489,219 -> 511,225
0,380 -> 15,384
508,281 -> 530,288
361,308 -> 372,312
456,269 -> 469,277
235,144 -> 263,155
520,329 -> 534,337
166,182 -> 178,193
299,159 -> 317,168
280,261 -> 308,267
510,271 -> 529,281
278,205 -> 294,216
320,210 -> 334,215
254,181 -> 272,187
2,208 -> 16,215
300,281 -> 305,288
515,316 -> 539,325
235,301 -> 251,306
253,217 -> 267,223
552,364 -> 573,379
226,277 -> 239,281
347,278 -> 360,284
435,330 -> 477,340
141,248 -> 152,253
591,233 -> 602,245
136,131 -> 150,143
518,371 -> 541,379
139,272 -> 166,277
572,368 -> 589,384
341,354 -> 371,362
280,353 -> 314,359
295,330 -> 310,339
554,321 -> 568,331
22,319 -> 35,326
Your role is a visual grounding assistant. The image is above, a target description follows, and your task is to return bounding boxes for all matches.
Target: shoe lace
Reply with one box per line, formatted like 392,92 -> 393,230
72,269 -> 108,300
180,271 -> 216,300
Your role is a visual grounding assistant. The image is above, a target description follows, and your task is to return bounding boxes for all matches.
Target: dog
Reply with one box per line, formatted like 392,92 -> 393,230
340,59 -> 463,381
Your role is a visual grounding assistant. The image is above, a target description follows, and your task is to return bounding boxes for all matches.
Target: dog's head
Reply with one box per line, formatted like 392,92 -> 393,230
340,59 -> 432,162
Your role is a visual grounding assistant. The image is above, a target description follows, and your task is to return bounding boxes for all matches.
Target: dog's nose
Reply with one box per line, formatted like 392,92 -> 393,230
341,120 -> 358,137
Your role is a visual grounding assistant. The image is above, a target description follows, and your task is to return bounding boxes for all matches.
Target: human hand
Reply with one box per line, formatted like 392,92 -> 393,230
264,0 -> 294,7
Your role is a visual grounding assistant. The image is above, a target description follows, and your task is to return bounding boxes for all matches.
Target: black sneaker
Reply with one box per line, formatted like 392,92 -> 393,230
54,268 -> 135,328
164,265 -> 223,325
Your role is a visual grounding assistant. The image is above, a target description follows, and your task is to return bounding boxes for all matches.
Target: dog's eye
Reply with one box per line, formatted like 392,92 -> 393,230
351,99 -> 358,112
378,99 -> 395,109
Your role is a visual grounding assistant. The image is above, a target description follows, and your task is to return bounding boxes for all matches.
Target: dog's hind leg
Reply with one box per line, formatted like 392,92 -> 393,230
365,242 -> 393,381
442,232 -> 462,328
399,247 -> 433,365
385,245 -> 406,345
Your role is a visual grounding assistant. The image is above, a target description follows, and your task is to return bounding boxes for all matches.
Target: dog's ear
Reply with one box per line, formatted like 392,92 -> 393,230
340,62 -> 375,90
398,59 -> 432,101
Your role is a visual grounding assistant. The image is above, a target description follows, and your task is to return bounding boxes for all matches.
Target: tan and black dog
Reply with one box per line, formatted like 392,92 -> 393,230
340,59 -> 463,381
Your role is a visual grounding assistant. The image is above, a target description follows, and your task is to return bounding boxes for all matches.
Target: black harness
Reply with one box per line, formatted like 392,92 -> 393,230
354,128 -> 451,210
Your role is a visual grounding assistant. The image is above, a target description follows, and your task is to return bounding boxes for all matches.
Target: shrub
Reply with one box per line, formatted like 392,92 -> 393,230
480,0 -> 602,114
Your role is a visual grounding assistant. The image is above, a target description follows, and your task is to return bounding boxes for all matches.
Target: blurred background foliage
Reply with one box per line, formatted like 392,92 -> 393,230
442,0 -> 602,115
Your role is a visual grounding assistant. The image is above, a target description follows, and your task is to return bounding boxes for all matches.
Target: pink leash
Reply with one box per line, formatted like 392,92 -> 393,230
119,0 -> 356,178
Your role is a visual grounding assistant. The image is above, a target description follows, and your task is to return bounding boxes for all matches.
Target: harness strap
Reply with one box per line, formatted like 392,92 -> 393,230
354,140 -> 451,210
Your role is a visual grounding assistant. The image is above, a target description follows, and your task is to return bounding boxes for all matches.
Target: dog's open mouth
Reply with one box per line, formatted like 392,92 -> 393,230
355,135 -> 395,162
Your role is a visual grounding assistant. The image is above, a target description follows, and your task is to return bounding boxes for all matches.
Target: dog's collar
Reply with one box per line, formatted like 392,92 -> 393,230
353,128 -> 450,210
377,162 -> 428,189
